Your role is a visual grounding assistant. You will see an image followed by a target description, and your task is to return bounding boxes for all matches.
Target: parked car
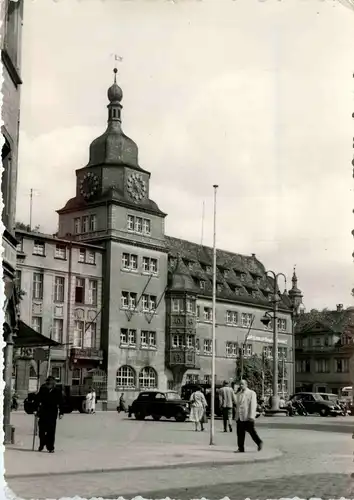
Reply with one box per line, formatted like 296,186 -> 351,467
289,392 -> 342,417
181,383 -> 223,417
129,391 -> 190,422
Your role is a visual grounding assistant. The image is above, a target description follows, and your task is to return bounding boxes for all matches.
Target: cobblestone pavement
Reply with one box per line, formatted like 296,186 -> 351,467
6,412 -> 354,499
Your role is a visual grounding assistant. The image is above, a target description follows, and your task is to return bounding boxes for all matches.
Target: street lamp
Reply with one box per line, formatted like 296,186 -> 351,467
260,271 -> 287,415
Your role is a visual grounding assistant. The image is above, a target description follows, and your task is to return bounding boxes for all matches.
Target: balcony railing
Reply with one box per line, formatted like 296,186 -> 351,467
168,348 -> 199,369
70,347 -> 103,360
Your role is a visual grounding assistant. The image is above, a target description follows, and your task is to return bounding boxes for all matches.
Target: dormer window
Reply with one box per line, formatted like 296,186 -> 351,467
206,266 -> 212,273
223,270 -> 229,278
200,280 -> 206,290
188,261 -> 194,270
240,273 -> 246,282
217,284 -> 223,293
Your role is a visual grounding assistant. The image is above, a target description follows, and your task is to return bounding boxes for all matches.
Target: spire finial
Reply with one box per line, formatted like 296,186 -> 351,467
113,67 -> 118,84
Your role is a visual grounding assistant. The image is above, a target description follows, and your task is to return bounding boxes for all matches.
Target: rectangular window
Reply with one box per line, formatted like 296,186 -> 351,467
75,277 -> 85,304
127,215 -> 134,230
15,269 -> 21,289
241,313 -> 253,327
86,250 -> 95,265
88,279 -> 98,306
242,343 -> 253,357
16,237 -> 23,252
186,299 -> 194,314
172,298 -> 180,313
84,322 -> 96,348
172,334 -> 182,348
148,331 -> 156,347
55,244 -> 66,260
186,334 -> 194,348
226,342 -> 238,357
32,316 -> 42,334
150,258 -> 158,274
129,292 -> 137,309
120,328 -> 128,345
74,218 -> 81,234
149,295 -> 157,311
33,273 -> 44,300
82,216 -> 89,233
263,345 -> 273,358
278,347 -> 288,359
79,249 -> 86,263
296,359 -> 311,373
203,307 -> 212,321
122,253 -> 130,269
54,276 -> 65,302
204,375 -> 211,384
141,331 -> 156,348
226,311 -> 238,325
186,374 -> 199,384
277,318 -> 287,332
52,319 -> 63,343
315,359 -> 330,373
335,358 -> 349,373
73,321 -> 85,347
121,292 -> 129,309
203,339 -> 212,354
143,218 -> 151,235
142,294 -> 149,311
128,329 -> 137,346
89,214 -> 97,231
135,217 -> 143,233
142,257 -> 149,272
130,254 -> 138,270
33,240 -> 45,256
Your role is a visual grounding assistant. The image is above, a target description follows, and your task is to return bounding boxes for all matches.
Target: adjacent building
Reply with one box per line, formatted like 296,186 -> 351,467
2,0 -> 24,443
295,305 -> 354,394
15,229 -> 104,397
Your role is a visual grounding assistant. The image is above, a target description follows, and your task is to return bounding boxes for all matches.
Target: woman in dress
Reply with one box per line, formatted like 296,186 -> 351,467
189,386 -> 207,432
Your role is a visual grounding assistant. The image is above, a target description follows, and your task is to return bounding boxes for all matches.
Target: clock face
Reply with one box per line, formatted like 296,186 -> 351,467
126,173 -> 147,201
79,172 -> 99,200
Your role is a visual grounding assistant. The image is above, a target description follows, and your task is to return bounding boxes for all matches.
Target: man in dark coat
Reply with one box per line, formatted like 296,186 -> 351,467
35,376 -> 64,453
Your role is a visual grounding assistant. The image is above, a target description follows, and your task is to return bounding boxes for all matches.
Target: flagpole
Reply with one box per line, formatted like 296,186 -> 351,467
210,184 -> 218,446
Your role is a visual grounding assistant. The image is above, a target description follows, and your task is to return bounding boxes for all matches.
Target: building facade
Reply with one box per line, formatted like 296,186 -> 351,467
53,70 -> 297,406
15,229 -> 104,397
2,0 -> 24,442
295,305 -> 354,394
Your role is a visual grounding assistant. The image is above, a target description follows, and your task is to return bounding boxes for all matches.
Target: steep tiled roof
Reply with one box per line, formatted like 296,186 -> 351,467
165,236 -> 291,310
295,308 -> 354,335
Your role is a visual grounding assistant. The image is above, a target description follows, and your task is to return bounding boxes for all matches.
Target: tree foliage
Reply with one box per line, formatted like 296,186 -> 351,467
15,221 -> 40,232
235,354 -> 287,400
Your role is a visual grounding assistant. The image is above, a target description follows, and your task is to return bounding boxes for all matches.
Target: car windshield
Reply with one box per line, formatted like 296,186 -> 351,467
320,394 -> 337,402
312,393 -> 324,401
166,392 -> 180,400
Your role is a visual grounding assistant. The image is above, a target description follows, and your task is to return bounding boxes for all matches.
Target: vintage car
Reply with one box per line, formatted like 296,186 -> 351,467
289,392 -> 342,417
128,390 -> 190,422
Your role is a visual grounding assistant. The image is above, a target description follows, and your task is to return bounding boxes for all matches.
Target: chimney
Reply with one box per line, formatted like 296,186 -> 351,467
337,304 -> 343,312
251,253 -> 256,258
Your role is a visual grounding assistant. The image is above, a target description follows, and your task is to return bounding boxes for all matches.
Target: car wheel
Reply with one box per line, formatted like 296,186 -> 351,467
175,412 -> 186,422
152,414 -> 161,421
319,408 -> 329,417
135,412 -> 145,421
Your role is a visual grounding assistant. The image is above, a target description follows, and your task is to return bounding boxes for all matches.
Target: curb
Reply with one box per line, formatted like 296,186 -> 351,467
5,450 -> 282,479
257,422 -> 352,434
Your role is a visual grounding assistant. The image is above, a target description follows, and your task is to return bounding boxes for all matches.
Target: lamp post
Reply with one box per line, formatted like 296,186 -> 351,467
261,271 -> 287,415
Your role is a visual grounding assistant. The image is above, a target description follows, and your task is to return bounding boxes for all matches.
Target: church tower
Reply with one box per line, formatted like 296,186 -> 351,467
288,267 -> 304,315
57,70 -> 169,406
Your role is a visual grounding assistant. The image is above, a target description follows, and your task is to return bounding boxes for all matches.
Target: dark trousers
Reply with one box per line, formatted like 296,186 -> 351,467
38,416 -> 57,451
237,419 -> 262,451
222,407 -> 233,431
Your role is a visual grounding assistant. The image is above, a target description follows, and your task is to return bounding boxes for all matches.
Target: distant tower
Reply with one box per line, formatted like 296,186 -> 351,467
288,267 -> 303,315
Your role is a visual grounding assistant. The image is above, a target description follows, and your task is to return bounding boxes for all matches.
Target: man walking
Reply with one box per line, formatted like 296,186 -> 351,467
35,376 -> 64,453
234,379 -> 263,453
219,380 -> 236,432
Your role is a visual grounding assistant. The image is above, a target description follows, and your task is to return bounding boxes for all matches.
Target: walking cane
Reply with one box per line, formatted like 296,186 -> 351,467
32,413 -> 38,451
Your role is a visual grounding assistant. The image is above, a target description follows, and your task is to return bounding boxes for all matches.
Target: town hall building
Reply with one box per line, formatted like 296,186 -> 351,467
16,69 -> 301,407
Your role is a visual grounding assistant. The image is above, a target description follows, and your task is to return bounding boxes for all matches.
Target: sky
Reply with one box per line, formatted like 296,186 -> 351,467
16,0 -> 354,310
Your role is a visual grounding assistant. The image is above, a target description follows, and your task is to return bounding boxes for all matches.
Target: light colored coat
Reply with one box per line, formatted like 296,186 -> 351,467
219,386 -> 236,408
235,388 -> 257,421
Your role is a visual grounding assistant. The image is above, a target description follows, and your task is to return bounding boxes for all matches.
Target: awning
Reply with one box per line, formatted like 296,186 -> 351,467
14,320 -> 61,348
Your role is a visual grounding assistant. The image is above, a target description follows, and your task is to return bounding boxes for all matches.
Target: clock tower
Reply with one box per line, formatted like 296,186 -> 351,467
57,69 -> 168,407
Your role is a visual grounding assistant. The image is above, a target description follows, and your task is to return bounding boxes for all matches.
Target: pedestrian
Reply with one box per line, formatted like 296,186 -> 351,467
219,380 -> 236,433
234,379 -> 263,453
118,393 -> 127,413
85,388 -> 96,414
189,385 -> 207,432
35,376 -> 64,453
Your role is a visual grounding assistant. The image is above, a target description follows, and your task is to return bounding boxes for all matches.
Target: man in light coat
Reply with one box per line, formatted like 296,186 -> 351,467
219,380 -> 236,433
234,379 -> 263,453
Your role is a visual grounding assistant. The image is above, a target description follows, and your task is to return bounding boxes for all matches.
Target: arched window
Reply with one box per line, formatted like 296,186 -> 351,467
116,366 -> 136,389
139,367 -> 157,389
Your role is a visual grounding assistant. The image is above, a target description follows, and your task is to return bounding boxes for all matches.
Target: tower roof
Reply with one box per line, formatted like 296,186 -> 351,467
169,254 -> 198,293
288,266 -> 302,297
86,68 -> 140,169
